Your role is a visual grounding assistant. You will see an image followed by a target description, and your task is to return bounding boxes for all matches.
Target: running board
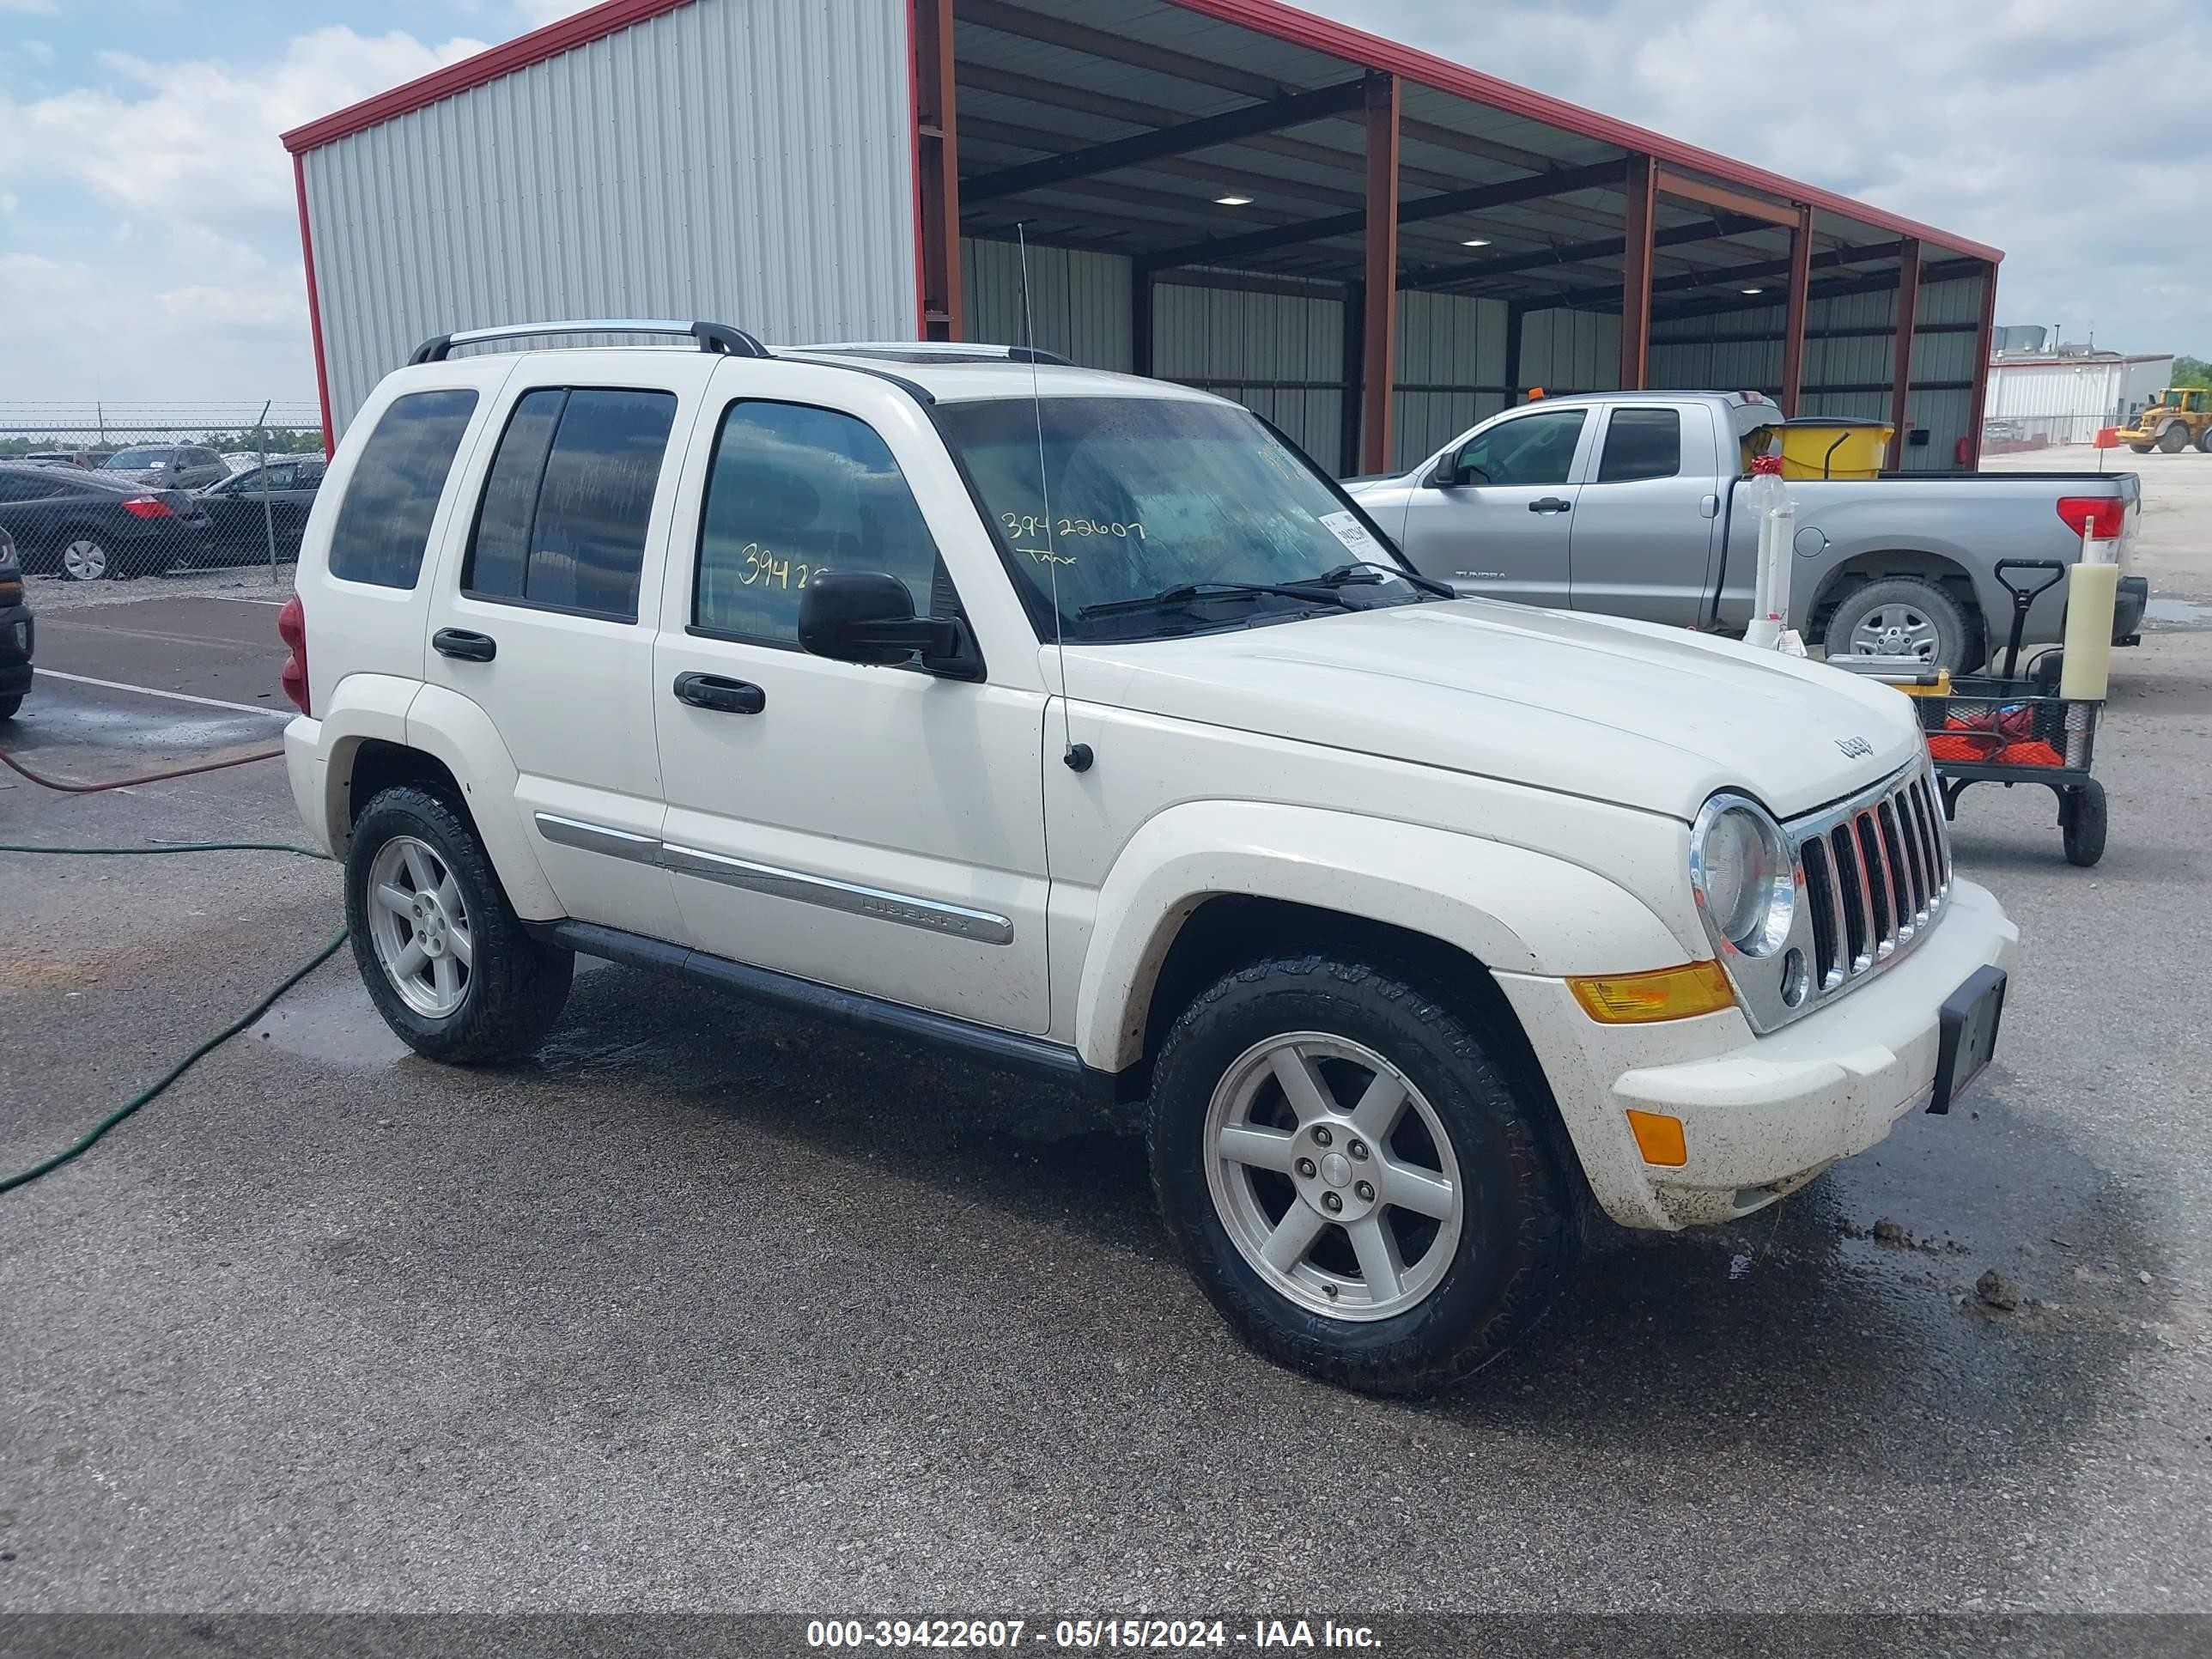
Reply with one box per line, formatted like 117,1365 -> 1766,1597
527,919 -> 1121,1103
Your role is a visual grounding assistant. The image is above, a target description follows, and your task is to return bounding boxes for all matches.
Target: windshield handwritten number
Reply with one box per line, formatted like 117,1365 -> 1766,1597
738,543 -> 823,589
1003,511 -> 1146,542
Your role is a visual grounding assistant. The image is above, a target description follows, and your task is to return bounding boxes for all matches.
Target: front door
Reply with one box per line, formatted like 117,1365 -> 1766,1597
1395,404 -> 1592,608
1567,401 -> 1718,625
651,368 -> 1052,1033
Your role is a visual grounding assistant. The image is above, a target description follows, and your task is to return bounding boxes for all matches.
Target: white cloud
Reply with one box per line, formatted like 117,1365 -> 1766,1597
0,2 -> 58,15
0,27 -> 489,221
1309,0 -> 2212,353
18,38 -> 52,62
512,0 -> 599,25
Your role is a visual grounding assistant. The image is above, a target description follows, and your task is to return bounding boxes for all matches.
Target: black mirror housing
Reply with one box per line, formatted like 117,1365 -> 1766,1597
798,571 -> 982,680
1424,453 -> 1463,489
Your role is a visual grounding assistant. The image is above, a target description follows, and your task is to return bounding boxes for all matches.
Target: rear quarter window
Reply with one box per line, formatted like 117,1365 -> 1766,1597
327,389 -> 480,589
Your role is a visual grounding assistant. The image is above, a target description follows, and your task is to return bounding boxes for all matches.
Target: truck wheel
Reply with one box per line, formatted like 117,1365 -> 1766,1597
2060,781 -> 2106,867
1147,954 -> 1577,1396
345,785 -> 574,1063
1826,576 -> 1979,673
2158,423 -> 2189,453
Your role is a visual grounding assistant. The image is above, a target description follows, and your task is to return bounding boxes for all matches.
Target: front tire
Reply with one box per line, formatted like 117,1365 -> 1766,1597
0,694 -> 20,721
1148,954 -> 1577,1396
2158,423 -> 2189,453
1826,575 -> 1981,674
345,785 -> 573,1062
2128,442 -> 2154,454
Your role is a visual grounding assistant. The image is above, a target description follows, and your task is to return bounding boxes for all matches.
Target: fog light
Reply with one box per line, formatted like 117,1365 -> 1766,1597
1780,947 -> 1809,1008
1626,1109 -> 1688,1167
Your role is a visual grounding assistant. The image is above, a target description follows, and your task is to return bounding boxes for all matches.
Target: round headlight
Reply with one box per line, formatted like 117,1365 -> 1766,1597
1691,795 -> 1795,957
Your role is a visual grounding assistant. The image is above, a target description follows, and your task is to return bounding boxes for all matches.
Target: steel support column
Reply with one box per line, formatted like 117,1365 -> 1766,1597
1619,155 -> 1656,390
1960,258 -> 1999,471
1359,73 -> 1401,474
1132,268 -> 1154,379
913,0 -> 962,340
1780,206 -> 1813,415
1887,238 -> 1923,469
1504,301 -> 1525,400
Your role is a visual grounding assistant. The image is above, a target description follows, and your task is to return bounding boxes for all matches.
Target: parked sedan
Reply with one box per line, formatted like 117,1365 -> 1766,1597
0,461 -> 215,580
98,444 -> 232,492
193,458 -> 325,564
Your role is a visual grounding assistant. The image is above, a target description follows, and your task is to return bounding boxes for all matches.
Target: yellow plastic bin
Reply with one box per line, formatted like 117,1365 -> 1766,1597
1772,417 -> 1893,480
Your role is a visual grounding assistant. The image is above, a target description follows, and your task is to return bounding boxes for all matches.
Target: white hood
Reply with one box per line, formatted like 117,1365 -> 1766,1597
1061,598 -> 1925,822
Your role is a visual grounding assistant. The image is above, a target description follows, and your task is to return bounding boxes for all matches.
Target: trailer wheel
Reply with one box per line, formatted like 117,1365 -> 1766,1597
2060,781 -> 2106,868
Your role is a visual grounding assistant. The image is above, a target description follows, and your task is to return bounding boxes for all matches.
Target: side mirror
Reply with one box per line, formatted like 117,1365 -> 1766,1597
1425,453 -> 1464,489
798,570 -> 982,680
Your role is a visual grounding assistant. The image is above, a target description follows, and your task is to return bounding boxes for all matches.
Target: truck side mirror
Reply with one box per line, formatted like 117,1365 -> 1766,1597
798,570 -> 982,681
1424,452 -> 1464,489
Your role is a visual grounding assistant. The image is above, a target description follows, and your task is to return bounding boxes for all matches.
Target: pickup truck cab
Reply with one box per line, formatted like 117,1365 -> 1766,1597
281,323 -> 2019,1395
1348,391 -> 2146,673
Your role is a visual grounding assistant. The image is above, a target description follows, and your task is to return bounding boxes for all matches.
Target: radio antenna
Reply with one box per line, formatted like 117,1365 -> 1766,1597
1018,222 -> 1091,773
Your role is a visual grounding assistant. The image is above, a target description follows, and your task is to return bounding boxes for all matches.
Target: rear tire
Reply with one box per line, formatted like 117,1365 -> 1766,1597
2197,427 -> 2212,455
1147,953 -> 1577,1396
55,532 -> 118,582
345,785 -> 574,1063
2061,781 -> 2107,868
1826,575 -> 1981,675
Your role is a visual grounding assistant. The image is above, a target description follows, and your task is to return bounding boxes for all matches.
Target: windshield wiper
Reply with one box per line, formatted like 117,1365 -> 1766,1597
1312,561 -> 1457,601
1077,580 -> 1356,620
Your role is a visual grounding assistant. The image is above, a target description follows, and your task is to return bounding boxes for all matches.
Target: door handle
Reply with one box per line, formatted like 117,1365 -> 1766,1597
432,628 -> 496,662
1528,497 -> 1572,514
673,671 -> 766,714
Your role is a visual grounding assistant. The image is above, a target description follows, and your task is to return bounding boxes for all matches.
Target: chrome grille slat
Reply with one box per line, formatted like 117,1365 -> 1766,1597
1719,760 -> 1952,1034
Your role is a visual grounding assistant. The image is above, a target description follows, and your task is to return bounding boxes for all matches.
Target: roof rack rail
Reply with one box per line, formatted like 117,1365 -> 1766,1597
793,341 -> 1073,368
409,319 -> 774,365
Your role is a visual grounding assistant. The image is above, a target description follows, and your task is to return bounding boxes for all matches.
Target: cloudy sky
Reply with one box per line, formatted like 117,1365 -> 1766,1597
0,0 -> 2203,412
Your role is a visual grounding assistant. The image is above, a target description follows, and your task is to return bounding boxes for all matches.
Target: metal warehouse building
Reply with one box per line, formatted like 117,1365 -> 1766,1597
282,0 -> 2002,477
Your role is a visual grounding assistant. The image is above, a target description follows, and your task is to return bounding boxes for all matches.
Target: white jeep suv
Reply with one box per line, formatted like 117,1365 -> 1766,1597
279,320 -> 2019,1395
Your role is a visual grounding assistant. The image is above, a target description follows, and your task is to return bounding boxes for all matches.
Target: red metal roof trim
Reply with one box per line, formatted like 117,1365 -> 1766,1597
282,0 -> 695,154
278,0 -> 2001,267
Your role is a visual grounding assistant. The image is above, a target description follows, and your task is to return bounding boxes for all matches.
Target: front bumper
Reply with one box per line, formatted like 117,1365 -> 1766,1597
1497,878 -> 2020,1230
0,605 -> 31,694
2114,575 -> 2148,646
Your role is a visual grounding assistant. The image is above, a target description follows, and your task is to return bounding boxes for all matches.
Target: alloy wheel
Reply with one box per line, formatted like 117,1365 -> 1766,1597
1848,603 -> 1941,661
364,835 -> 475,1018
1203,1032 -> 1463,1322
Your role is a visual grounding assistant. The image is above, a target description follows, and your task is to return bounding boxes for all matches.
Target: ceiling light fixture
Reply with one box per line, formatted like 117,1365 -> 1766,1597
1741,286 -> 1766,295
1214,194 -> 1254,206
1461,237 -> 1492,247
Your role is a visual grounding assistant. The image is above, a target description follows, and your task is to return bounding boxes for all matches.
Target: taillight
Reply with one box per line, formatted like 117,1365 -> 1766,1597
277,592 -> 310,715
119,495 -> 174,520
2056,496 -> 2125,540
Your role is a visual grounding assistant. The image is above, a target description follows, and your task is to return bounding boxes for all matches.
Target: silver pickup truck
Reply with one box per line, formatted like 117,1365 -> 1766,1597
1346,390 -> 2146,673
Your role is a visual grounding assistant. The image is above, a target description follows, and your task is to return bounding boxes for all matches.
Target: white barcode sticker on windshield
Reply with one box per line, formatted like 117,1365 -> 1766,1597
1320,510 -> 1381,560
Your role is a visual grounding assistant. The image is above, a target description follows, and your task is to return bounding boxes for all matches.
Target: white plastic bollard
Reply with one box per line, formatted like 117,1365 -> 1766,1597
1743,453 -> 1796,651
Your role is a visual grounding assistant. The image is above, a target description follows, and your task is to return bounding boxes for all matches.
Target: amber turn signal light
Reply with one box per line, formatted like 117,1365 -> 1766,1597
1625,1109 -> 1689,1167
1567,960 -> 1735,1024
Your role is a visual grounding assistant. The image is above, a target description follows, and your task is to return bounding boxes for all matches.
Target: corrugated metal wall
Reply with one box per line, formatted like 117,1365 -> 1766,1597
1647,269 -> 1989,470
1394,290 -> 1510,470
1152,276 -> 1346,467
962,239 -> 1133,370
1517,310 -> 1623,397
301,0 -> 917,434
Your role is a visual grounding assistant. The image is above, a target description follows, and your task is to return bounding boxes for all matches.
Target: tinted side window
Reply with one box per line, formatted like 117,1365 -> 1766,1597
694,402 -> 939,646
0,474 -> 57,503
1595,408 -> 1681,483
464,387 -> 674,622
328,390 -> 479,589
1455,408 -> 1586,488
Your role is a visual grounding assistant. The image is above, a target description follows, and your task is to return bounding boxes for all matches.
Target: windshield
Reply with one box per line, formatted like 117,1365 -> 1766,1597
935,396 -> 1416,641
104,447 -> 169,469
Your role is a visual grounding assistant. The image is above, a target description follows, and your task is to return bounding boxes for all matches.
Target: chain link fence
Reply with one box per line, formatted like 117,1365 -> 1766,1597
0,403 -> 323,588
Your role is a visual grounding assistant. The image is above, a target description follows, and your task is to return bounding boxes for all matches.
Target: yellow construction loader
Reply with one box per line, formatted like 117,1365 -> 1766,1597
2118,387 -> 2212,453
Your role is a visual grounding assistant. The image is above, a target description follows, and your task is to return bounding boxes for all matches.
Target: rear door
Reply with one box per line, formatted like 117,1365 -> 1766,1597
1395,404 -> 1593,608
421,357 -> 715,944
1567,400 -> 1720,625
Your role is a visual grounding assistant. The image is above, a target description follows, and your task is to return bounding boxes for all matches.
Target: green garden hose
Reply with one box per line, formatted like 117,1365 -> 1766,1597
0,839 -> 347,1196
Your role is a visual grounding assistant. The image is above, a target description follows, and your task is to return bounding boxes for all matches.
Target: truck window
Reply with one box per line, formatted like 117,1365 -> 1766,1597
1451,408 -> 1586,488
328,389 -> 479,589
1595,408 -> 1681,483
464,386 -> 676,622
691,401 -> 941,647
